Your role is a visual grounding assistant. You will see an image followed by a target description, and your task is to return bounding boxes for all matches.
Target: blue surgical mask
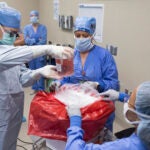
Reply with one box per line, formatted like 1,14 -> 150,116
0,32 -> 16,45
75,37 -> 94,52
30,16 -> 39,24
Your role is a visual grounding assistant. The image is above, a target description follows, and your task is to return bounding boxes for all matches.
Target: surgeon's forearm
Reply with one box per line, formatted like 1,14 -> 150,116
0,46 -> 33,71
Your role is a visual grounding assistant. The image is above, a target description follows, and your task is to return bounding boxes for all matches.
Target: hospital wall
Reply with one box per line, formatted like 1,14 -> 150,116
2,0 -> 150,130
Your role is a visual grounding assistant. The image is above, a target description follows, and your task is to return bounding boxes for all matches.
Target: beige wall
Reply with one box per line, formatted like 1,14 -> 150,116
2,0 -> 150,91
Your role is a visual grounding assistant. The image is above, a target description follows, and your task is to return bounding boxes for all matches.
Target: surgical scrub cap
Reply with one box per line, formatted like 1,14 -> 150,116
135,81 -> 150,116
135,81 -> 150,149
74,17 -> 96,35
30,10 -> 39,17
0,5 -> 21,29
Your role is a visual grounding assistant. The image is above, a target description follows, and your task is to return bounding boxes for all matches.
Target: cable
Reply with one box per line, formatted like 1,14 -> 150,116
17,137 -> 44,150
17,138 -> 33,145
17,145 -> 28,150
17,137 -> 38,149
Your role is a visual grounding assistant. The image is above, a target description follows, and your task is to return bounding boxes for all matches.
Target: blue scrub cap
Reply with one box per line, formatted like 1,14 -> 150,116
74,17 -> 96,35
135,81 -> 150,116
135,81 -> 150,149
0,5 -> 21,29
30,10 -> 39,17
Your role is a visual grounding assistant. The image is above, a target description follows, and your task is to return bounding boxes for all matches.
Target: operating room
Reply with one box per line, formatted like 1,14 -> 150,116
0,0 -> 150,150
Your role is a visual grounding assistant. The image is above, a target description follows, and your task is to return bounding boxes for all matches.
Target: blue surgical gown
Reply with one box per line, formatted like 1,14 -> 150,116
65,117 -> 147,150
0,45 -> 37,150
24,24 -> 47,90
60,45 -> 119,92
60,45 -> 119,131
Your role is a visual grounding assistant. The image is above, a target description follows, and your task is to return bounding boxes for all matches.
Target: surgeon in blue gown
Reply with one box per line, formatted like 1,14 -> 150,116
65,81 -> 150,150
24,10 -> 47,92
0,4 -> 73,150
50,16 -> 120,132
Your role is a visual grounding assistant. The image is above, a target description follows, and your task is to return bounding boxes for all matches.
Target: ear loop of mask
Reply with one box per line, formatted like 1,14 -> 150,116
131,108 -> 150,120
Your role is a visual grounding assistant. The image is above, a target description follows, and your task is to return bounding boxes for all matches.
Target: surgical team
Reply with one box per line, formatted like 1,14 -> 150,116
0,3 -> 149,150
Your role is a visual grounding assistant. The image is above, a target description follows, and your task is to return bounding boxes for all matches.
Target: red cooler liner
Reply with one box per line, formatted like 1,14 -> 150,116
28,91 -> 115,141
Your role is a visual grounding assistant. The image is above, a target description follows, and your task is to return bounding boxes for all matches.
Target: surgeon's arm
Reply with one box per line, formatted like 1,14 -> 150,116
36,26 -> 47,45
23,26 -> 36,45
97,51 -> 120,92
66,116 -> 104,150
0,45 -> 73,71
20,64 -> 61,87
19,64 -> 35,87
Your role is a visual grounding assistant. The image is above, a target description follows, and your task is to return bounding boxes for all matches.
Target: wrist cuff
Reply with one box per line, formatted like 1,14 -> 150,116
119,93 -> 129,102
70,116 -> 82,127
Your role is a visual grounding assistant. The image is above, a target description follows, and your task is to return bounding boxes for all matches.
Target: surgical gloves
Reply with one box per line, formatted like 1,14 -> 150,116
31,65 -> 61,80
66,105 -> 81,117
31,45 -> 73,59
82,81 -> 99,89
99,89 -> 119,101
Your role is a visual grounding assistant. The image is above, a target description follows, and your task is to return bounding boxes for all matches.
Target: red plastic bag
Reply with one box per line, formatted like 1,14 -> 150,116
28,91 -> 115,141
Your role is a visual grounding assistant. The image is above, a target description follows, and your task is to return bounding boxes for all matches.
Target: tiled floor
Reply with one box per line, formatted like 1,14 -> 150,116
17,87 -> 131,150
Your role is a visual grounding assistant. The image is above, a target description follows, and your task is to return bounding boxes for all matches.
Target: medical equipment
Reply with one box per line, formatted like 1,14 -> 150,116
55,57 -> 74,77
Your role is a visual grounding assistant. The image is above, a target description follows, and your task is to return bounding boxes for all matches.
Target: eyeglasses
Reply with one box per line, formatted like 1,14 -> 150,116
0,25 -> 19,37
4,30 -> 19,37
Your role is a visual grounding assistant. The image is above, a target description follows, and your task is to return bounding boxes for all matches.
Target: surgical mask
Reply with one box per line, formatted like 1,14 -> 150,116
0,26 -> 16,45
75,37 -> 94,52
123,102 -> 150,125
123,103 -> 140,125
30,16 -> 39,24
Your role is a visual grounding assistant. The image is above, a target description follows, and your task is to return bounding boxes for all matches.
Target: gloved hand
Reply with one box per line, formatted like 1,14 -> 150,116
31,65 -> 61,80
47,46 -> 74,59
66,105 -> 81,117
31,45 -> 74,59
49,80 -> 61,92
99,89 -> 119,101
82,81 -> 99,89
